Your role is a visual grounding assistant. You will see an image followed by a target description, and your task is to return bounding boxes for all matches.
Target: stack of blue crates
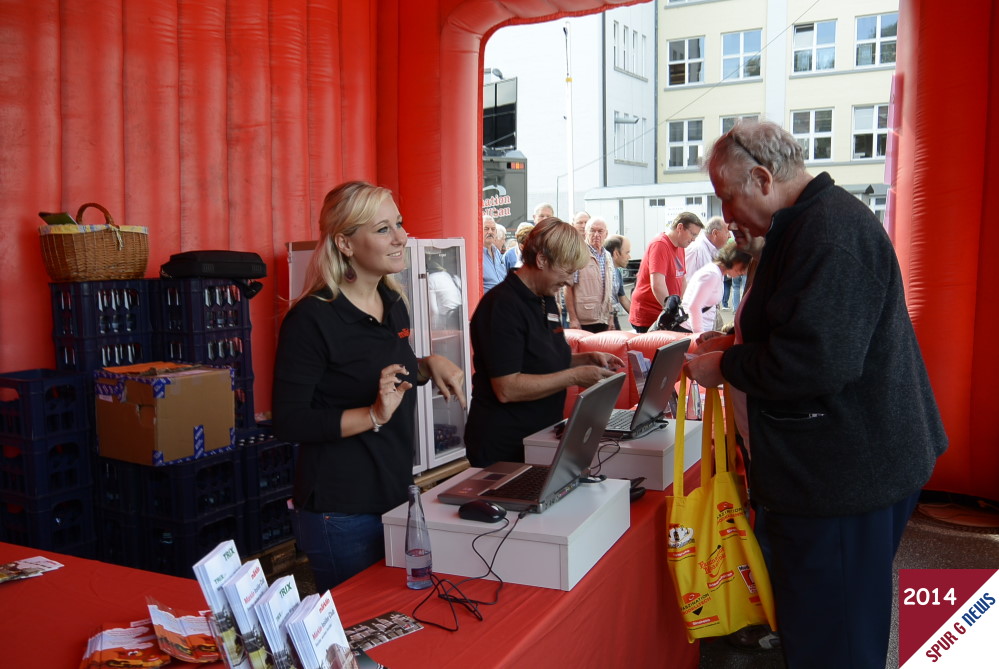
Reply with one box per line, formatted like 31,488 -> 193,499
0,369 -> 95,558
1,276 -> 298,577
151,278 -> 255,429
93,426 -> 296,576
50,280 -> 154,373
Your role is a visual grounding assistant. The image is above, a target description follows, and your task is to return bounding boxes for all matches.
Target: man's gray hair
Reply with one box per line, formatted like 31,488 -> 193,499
533,202 -> 555,216
705,216 -> 727,233
706,120 -> 805,186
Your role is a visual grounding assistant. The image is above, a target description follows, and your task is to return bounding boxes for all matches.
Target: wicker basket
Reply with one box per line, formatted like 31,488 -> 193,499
38,202 -> 149,282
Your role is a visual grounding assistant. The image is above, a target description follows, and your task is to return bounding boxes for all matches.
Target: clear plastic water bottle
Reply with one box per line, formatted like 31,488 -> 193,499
405,484 -> 433,589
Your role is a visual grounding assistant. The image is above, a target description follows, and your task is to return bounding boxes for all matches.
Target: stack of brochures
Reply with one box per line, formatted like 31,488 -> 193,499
284,590 -> 354,669
255,575 -> 304,669
192,540 -> 252,669
221,558 -> 272,669
192,541 -> 393,669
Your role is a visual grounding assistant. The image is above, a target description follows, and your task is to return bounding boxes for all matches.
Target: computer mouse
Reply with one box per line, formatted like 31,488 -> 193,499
458,499 -> 508,523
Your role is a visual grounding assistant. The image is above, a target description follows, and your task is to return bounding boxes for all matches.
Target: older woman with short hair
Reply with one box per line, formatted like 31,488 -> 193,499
464,217 -> 624,466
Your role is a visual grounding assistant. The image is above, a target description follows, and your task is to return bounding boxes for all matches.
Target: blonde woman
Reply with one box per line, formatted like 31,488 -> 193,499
273,181 -> 465,590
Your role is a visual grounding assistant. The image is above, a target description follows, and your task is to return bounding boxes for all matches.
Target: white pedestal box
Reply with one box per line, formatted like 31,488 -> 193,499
523,418 -> 704,491
382,469 -> 629,591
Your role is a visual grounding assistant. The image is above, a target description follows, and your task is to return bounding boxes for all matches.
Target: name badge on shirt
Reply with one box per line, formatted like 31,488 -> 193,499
547,313 -> 560,322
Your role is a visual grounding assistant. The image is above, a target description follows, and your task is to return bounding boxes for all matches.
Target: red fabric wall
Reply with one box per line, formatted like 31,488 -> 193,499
0,0 -> 995,501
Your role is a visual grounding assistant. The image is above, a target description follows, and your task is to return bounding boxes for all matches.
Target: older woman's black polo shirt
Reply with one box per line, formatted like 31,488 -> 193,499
464,271 -> 572,465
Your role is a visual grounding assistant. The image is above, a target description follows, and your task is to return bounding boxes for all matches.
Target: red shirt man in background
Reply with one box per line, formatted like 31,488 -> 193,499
628,212 -> 703,332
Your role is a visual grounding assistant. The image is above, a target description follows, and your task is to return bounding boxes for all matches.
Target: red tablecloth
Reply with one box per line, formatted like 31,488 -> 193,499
0,466 -> 701,668
0,540 -> 215,669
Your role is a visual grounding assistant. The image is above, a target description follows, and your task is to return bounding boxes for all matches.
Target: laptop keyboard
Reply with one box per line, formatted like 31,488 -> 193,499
488,465 -> 551,500
606,408 -> 635,431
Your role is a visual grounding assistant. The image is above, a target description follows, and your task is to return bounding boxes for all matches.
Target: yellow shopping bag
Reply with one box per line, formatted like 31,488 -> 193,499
665,377 -> 777,641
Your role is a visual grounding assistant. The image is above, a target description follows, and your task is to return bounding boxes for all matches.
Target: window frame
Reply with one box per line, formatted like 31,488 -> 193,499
720,114 -> 760,135
722,29 -> 763,81
666,118 -> 704,170
855,12 -> 898,67
791,108 -> 834,161
793,20 -> 836,73
852,104 -> 890,159
667,36 -> 705,87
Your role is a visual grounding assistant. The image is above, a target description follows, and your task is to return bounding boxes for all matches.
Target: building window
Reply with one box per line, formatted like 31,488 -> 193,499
721,114 -> 759,134
613,21 -> 619,69
791,109 -> 833,160
722,30 -> 762,80
667,119 -> 703,169
870,195 -> 886,223
856,13 -> 898,66
685,196 -> 703,207
649,198 -> 666,207
623,26 -> 629,72
614,115 -> 647,163
668,37 -> 704,86
642,35 -> 647,77
853,105 -> 889,158
793,21 -> 836,72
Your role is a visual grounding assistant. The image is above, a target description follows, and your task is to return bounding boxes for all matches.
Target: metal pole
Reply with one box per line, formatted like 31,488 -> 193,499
564,22 -> 575,216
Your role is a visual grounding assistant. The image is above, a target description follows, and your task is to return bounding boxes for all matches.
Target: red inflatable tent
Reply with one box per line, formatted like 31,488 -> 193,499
0,0 -> 995,501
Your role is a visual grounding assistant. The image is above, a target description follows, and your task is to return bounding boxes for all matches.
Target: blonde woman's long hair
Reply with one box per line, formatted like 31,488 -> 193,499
292,181 -> 406,307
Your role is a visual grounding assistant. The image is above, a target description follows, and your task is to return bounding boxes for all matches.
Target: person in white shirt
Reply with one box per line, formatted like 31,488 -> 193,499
685,215 -> 730,277
679,240 -> 751,332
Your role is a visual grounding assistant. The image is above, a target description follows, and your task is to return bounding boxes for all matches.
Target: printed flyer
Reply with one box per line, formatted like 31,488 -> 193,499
898,569 -> 997,668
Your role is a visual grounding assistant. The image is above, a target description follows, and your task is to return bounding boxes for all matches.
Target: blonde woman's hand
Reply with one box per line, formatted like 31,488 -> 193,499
370,364 -> 414,424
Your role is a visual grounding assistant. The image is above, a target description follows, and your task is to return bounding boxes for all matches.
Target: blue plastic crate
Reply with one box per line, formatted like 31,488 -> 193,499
142,449 -> 243,520
234,375 -> 255,430
138,505 -> 245,577
154,326 -> 253,379
244,489 -> 295,555
94,457 -> 144,515
54,332 -> 153,372
0,486 -> 96,553
96,507 -> 144,569
0,369 -> 90,440
240,431 -> 297,498
50,280 -> 152,338
0,430 -> 93,497
150,277 -> 251,333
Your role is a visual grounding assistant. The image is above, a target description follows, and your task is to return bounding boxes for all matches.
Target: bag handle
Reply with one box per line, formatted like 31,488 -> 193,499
674,379 -> 737,497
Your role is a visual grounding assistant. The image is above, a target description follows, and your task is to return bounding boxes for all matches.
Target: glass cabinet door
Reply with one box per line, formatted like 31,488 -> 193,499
416,240 -> 470,468
391,241 -> 426,474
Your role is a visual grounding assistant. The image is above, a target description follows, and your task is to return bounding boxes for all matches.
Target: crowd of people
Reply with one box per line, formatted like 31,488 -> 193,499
273,119 -> 945,669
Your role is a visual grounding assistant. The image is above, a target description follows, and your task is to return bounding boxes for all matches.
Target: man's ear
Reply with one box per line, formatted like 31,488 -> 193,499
750,165 -> 773,194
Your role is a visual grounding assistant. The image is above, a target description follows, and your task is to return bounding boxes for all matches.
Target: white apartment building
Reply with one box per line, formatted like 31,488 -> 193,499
587,0 -> 898,256
483,2 -> 657,221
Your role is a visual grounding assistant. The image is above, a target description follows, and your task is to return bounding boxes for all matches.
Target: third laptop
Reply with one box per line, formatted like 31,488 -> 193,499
603,338 -> 690,440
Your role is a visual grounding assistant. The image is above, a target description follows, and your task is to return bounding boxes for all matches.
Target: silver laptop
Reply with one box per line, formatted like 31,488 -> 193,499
437,373 -> 626,513
603,338 -> 690,440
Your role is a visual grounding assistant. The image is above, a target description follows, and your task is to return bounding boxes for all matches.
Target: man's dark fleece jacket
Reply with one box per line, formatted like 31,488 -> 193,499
721,172 -> 947,516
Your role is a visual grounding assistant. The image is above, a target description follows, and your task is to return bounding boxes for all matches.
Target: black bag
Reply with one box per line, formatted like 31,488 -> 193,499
653,295 -> 692,333
160,250 -> 266,298
160,250 -> 266,279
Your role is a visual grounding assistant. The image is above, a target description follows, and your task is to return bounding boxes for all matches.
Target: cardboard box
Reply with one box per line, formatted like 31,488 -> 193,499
382,469 -> 629,591
95,362 -> 234,465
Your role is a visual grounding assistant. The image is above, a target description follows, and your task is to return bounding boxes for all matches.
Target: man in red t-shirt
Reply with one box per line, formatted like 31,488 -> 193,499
628,212 -> 703,332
